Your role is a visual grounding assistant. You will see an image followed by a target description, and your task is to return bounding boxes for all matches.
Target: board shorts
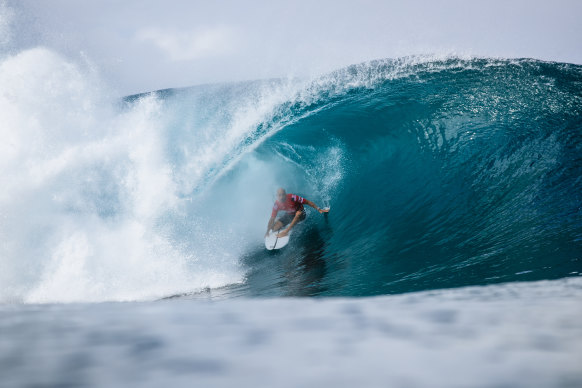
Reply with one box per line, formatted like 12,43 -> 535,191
277,209 -> 306,227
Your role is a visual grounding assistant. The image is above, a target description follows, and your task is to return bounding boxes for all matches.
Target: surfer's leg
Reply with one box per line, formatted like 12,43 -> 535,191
274,213 -> 294,231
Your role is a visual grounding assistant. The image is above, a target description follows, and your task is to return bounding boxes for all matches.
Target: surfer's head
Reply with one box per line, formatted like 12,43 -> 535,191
276,188 -> 286,203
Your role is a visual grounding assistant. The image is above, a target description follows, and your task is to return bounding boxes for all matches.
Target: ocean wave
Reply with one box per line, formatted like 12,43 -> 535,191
1,51 -> 581,302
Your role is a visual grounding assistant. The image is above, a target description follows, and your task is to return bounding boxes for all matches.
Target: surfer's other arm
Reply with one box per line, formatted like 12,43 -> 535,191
304,199 -> 329,214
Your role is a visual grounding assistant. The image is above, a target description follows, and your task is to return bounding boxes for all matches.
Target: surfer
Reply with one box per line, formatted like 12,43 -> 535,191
265,188 -> 329,238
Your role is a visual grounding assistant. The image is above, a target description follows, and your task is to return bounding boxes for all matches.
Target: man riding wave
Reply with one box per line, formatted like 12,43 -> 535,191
265,188 -> 329,238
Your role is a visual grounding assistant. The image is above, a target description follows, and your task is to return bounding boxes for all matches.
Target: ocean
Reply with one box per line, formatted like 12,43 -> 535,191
1,49 -> 581,386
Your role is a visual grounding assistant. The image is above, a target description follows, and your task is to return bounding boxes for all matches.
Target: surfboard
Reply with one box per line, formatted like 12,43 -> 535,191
265,229 -> 291,250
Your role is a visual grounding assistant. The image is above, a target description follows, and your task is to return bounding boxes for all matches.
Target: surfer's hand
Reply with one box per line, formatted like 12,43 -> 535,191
277,229 -> 289,238
318,207 -> 329,214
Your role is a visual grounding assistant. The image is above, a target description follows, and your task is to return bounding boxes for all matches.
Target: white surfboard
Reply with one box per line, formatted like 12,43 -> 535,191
265,229 -> 291,250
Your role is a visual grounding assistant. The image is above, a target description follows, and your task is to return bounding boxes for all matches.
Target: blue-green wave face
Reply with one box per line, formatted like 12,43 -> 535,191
170,57 -> 582,297
2,54 -> 581,302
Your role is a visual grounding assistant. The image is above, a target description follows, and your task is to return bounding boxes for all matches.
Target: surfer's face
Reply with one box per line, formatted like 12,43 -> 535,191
277,190 -> 286,203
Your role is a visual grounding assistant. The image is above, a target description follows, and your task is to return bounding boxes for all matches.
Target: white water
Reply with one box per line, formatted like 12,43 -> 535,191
0,48 -> 181,302
0,46 -> 296,303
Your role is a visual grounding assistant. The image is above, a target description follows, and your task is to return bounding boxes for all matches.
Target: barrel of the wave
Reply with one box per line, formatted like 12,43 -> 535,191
254,58 -> 582,296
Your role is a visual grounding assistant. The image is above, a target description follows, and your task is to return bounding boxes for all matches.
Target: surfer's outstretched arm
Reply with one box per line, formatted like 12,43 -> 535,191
304,199 -> 329,214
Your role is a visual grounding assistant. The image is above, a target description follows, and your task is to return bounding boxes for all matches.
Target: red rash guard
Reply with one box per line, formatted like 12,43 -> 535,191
271,194 -> 305,218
